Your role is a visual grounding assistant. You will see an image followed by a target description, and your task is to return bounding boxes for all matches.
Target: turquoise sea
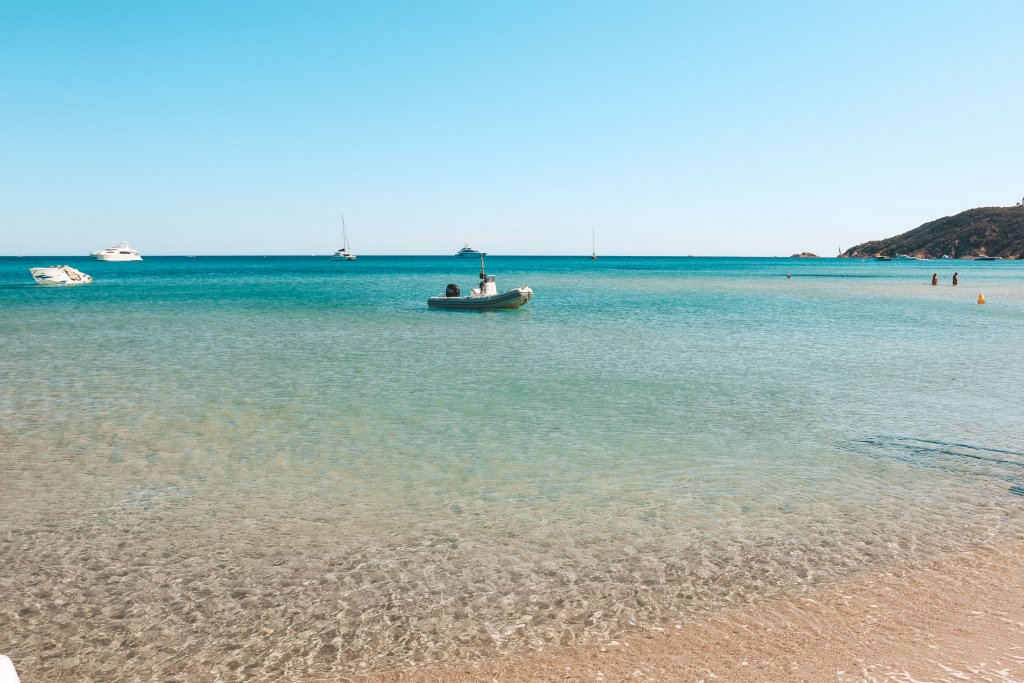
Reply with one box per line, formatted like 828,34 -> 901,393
2,255 -> 1024,681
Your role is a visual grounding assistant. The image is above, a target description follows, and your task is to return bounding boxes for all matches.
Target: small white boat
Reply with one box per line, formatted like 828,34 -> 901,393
974,255 -> 1002,261
455,243 -> 486,257
331,215 -> 357,260
428,257 -> 532,310
91,241 -> 142,261
29,265 -> 93,285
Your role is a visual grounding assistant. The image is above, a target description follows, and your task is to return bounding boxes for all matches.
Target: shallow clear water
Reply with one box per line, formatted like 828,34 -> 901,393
2,256 -> 1023,681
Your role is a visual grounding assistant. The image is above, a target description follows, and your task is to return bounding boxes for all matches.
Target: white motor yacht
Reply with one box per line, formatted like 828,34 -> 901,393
455,243 -> 486,257
29,265 -> 93,285
91,241 -> 142,261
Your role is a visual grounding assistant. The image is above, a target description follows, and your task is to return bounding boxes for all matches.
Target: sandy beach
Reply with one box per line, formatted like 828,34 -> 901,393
360,538 -> 1024,683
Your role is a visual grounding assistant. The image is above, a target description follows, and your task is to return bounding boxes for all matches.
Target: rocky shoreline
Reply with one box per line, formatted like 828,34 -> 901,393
842,204 -> 1024,259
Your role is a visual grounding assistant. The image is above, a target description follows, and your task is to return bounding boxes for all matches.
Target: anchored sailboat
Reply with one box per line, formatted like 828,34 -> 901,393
331,215 -> 356,260
591,229 -> 597,260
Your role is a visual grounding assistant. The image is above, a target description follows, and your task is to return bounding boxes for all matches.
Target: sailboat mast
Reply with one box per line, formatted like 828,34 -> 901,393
341,214 -> 349,251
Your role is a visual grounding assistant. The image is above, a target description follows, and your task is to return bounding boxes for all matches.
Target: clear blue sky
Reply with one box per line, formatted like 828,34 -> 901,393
2,0 -> 1022,255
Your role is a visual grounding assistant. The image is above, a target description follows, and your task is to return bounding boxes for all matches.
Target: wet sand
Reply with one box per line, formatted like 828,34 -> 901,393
357,538 -> 1024,683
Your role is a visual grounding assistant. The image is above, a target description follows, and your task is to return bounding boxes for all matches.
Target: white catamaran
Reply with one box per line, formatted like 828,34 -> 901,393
331,215 -> 356,260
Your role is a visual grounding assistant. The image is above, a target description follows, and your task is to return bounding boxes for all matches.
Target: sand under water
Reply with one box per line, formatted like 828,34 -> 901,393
2,256 -> 1024,681
366,539 -> 1024,683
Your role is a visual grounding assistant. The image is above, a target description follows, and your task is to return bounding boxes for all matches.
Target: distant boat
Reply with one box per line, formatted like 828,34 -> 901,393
331,215 -> 356,260
456,243 -> 485,257
591,229 -> 597,260
91,241 -> 142,261
974,255 -> 1002,261
29,265 -> 93,285
894,254 -> 929,261
428,255 -> 532,310
875,256 -> 893,261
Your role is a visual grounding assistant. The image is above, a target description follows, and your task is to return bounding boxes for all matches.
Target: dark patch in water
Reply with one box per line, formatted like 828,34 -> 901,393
841,436 -> 1024,496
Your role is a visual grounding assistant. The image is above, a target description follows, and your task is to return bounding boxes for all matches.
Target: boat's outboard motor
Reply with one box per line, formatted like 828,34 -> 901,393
445,283 -> 460,297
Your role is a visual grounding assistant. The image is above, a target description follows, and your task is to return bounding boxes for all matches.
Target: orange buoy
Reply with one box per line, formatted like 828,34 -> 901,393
977,293 -> 986,304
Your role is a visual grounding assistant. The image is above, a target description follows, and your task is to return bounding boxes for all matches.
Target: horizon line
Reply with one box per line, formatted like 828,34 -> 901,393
2,253 -> 842,259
